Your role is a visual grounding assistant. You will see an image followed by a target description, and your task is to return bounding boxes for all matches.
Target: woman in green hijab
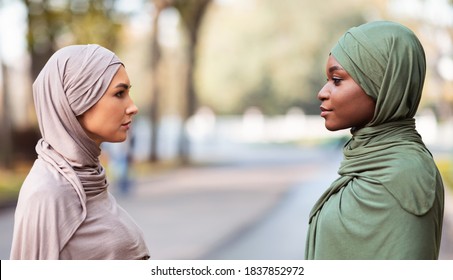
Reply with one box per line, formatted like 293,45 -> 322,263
305,21 -> 444,259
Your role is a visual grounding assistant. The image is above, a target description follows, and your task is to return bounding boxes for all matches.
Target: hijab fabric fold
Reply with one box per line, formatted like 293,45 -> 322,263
11,45 -> 149,259
305,21 -> 444,259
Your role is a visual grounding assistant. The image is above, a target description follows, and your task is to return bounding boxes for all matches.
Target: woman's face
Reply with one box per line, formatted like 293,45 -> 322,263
317,55 -> 375,131
78,66 -> 138,146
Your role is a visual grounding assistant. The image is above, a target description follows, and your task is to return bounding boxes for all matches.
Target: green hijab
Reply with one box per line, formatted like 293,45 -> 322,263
305,21 -> 444,259
332,20 -> 425,126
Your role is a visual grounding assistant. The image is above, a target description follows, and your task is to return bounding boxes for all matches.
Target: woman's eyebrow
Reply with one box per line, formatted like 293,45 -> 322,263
328,65 -> 344,73
115,83 -> 132,90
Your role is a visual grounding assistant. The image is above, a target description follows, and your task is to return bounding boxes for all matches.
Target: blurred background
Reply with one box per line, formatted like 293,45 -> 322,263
0,0 -> 452,259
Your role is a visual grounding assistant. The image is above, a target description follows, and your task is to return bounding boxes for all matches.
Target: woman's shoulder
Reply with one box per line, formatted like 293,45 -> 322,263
394,147 -> 436,171
18,158 -> 77,202
382,147 -> 441,216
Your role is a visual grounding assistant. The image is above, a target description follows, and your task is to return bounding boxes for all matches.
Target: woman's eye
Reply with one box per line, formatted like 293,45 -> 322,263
115,91 -> 124,97
332,77 -> 342,85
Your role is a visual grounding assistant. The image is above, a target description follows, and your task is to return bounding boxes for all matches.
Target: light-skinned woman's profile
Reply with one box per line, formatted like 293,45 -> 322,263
10,44 -> 150,259
305,21 -> 444,259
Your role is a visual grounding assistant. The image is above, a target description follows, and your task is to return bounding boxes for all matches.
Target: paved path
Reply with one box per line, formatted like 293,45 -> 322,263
201,168 -> 337,259
117,145 -> 339,259
0,207 -> 14,259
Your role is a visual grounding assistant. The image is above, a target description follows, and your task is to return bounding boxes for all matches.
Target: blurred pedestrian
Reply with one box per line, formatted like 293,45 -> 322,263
10,44 -> 150,259
306,21 -> 444,259
103,138 -> 134,196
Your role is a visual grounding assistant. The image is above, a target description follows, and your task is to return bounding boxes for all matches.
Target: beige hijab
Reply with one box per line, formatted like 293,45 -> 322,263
11,45 -> 149,259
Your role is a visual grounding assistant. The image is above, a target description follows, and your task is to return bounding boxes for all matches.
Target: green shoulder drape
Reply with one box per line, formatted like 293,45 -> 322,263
305,120 -> 444,259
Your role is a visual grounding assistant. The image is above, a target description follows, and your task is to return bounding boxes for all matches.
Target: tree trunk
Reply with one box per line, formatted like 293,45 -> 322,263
174,0 -> 212,164
0,60 -> 13,168
178,35 -> 197,164
149,3 -> 164,162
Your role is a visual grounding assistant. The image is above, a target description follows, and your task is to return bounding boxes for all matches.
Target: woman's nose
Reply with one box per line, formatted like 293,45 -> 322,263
126,98 -> 139,115
317,84 -> 330,101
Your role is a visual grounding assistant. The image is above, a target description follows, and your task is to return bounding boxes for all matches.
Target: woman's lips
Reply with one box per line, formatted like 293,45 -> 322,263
320,106 -> 332,117
121,121 -> 132,129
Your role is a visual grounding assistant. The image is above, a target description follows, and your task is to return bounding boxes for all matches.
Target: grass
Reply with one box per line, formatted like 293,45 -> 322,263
0,166 -> 29,207
436,157 -> 453,191
0,157 -> 182,208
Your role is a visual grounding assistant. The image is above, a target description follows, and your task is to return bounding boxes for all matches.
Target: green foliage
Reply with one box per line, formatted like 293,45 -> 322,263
437,158 -> 453,191
172,0 -> 211,39
196,0 -> 367,115
0,168 -> 27,206
239,75 -> 280,115
23,0 -> 123,57
68,0 -> 122,48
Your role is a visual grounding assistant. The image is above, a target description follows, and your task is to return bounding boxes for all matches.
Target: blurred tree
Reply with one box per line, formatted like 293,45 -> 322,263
157,0 -> 212,163
23,0 -> 123,79
196,0 -> 368,115
0,22 -> 13,168
240,73 -> 281,115
148,0 -> 171,162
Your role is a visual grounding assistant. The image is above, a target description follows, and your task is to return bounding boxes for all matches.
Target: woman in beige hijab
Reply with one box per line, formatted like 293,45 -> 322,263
10,44 -> 150,260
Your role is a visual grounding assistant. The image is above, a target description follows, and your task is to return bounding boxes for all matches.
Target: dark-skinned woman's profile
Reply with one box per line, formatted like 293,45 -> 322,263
305,21 -> 444,260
